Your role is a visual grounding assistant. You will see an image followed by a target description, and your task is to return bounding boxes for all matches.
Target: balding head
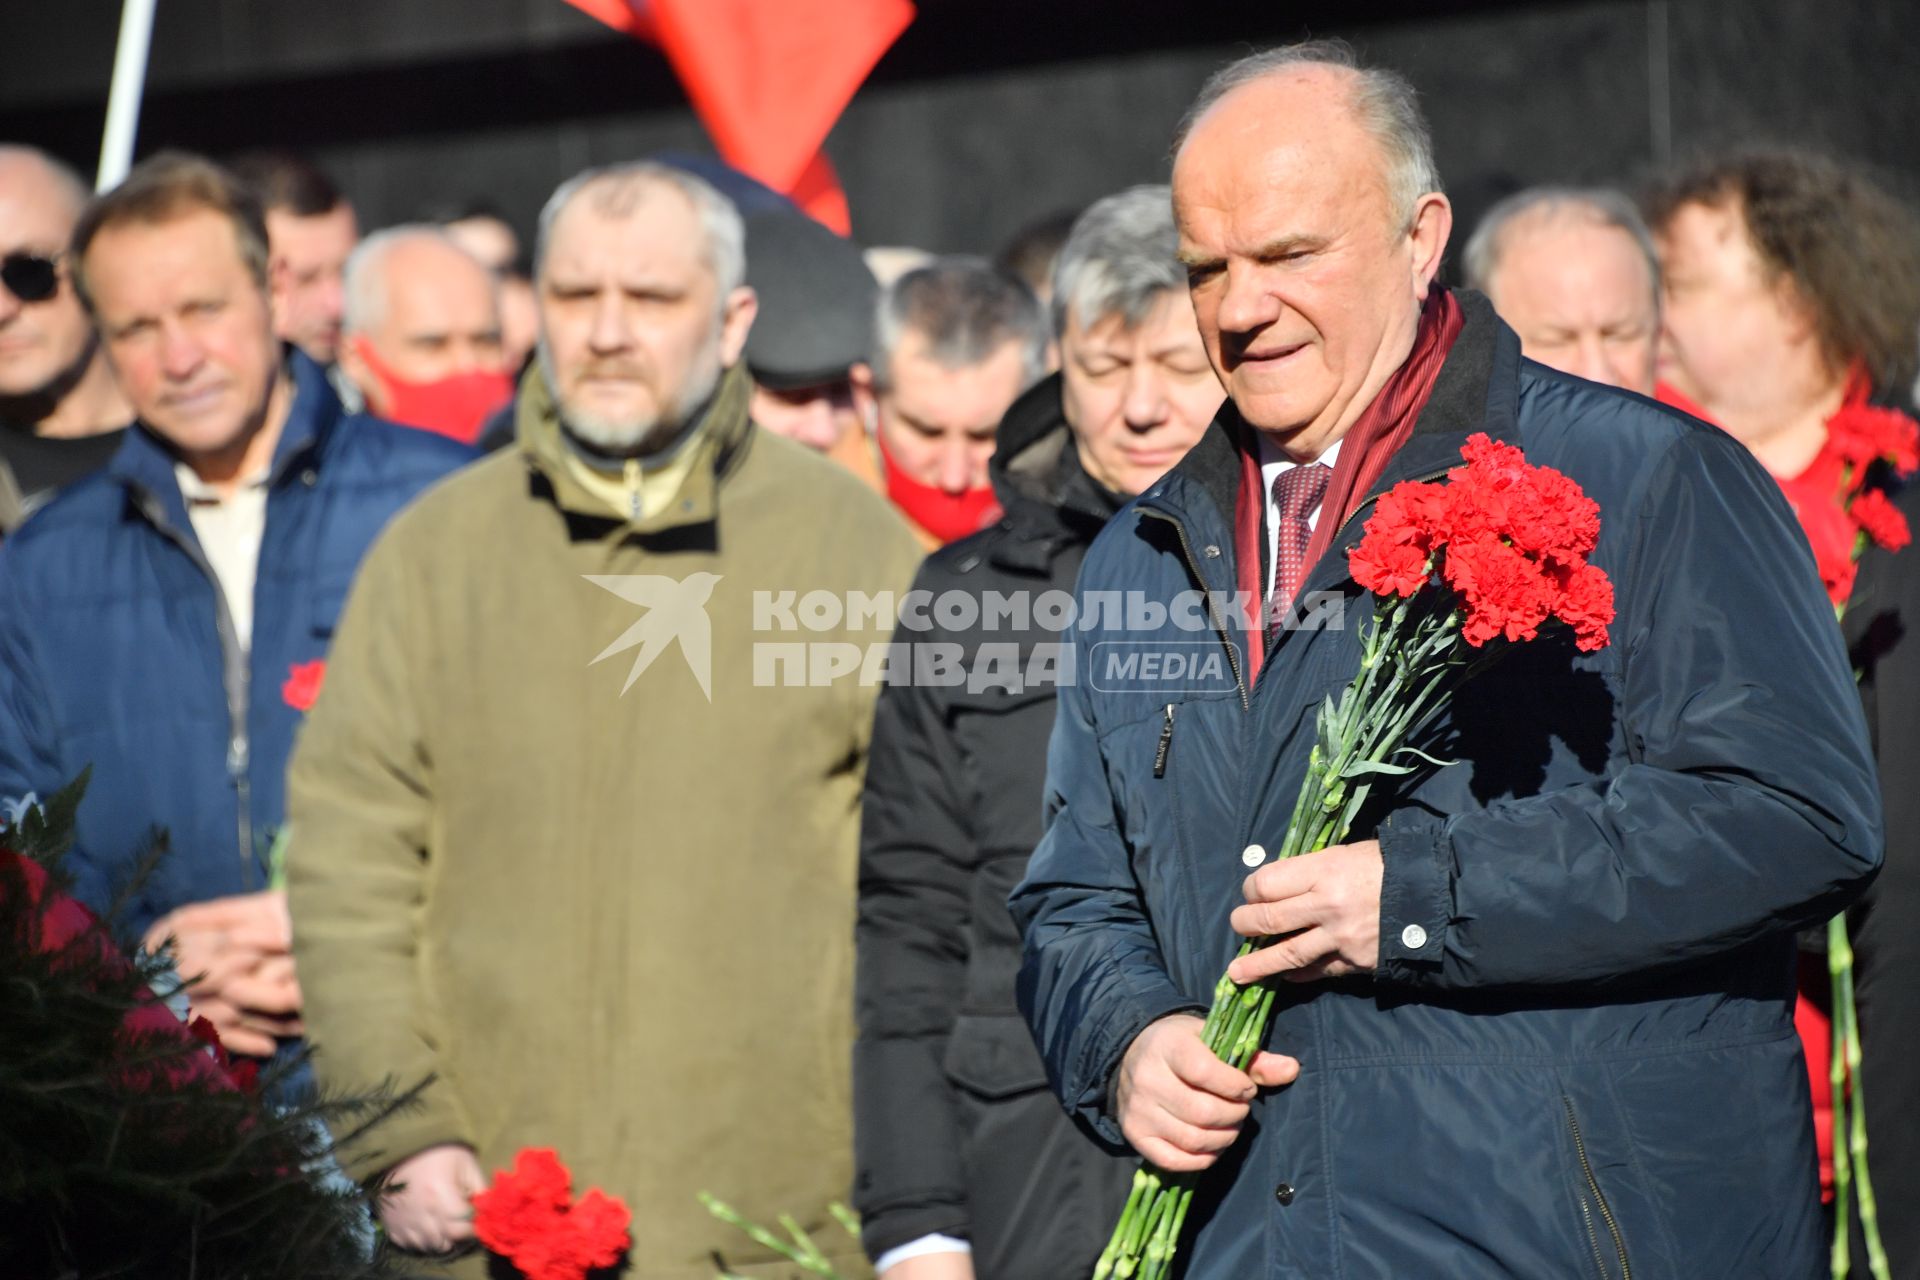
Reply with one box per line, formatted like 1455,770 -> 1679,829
337,226 -> 508,434
1465,189 -> 1659,393
1174,42 -> 1441,234
0,146 -> 102,400
0,146 -> 88,219
1171,42 -> 1451,456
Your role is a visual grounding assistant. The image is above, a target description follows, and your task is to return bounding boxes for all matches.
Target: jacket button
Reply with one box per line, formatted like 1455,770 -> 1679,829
1274,1182 -> 1295,1206
300,469 -> 318,486
1401,923 -> 1429,949
1204,544 -> 1221,558
1241,843 -> 1267,867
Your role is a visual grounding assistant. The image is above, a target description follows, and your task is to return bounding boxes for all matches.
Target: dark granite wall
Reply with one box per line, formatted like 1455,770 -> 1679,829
2,0 -> 1914,259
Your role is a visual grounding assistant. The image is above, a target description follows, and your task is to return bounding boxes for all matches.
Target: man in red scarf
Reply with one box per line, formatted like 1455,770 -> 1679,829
1647,150 -> 1920,1275
869,259 -> 1048,545
1013,42 -> 1879,1278
336,226 -> 514,445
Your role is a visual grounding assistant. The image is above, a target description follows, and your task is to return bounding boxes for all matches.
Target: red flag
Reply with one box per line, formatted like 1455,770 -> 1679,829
561,0 -> 913,233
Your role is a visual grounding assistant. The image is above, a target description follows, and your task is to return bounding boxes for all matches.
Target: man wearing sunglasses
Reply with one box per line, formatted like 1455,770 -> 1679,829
0,146 -> 131,531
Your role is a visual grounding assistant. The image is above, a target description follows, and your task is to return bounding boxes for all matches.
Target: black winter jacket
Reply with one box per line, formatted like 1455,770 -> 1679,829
853,376 -> 1135,1277
1012,294 -> 1883,1278
1845,478 -> 1920,1278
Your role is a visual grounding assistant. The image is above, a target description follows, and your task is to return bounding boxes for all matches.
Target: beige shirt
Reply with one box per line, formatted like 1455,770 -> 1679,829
175,463 -> 271,651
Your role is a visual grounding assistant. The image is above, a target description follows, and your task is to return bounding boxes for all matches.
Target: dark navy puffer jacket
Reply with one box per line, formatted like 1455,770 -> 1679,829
1011,294 -> 1881,1279
0,353 -> 472,938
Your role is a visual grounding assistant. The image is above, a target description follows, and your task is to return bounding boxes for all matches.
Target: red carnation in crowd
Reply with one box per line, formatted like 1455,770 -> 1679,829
281,660 -> 326,713
1827,401 -> 1920,477
1850,486 -> 1912,552
1350,432 -> 1615,651
472,1147 -> 631,1280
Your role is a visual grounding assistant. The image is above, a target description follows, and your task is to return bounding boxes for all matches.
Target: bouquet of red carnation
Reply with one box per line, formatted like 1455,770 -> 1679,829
471,1148 -> 631,1280
1098,433 -> 1615,1280
1815,396 -> 1916,1280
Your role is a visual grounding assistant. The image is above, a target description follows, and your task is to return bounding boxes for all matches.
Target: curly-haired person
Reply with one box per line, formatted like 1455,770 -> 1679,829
1647,149 -> 1920,1278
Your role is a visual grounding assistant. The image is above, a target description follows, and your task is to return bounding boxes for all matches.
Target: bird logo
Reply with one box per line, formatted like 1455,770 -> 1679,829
584,573 -> 723,699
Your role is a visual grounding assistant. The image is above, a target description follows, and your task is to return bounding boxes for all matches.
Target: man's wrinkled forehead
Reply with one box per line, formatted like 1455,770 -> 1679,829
544,181 -> 705,278
1172,68 -> 1387,228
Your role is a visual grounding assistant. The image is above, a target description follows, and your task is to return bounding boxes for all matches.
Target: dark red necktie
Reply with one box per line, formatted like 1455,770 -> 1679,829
1270,462 -> 1332,629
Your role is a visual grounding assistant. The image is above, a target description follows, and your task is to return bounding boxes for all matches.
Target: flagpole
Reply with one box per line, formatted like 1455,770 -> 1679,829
96,0 -> 159,191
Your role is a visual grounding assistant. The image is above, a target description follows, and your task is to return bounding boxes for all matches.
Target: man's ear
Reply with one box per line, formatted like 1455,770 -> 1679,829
1408,193 -> 1453,301
848,361 -> 878,434
718,285 -> 758,367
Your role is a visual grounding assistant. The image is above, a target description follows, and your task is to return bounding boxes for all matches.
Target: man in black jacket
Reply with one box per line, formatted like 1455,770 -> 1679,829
853,185 -> 1223,1280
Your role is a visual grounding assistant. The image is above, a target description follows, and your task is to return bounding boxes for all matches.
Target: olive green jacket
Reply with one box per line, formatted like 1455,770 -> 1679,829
287,364 -> 922,1277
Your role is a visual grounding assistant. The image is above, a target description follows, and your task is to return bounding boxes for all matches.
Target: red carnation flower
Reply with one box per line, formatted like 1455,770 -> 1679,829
1851,487 -> 1911,551
1349,432 -> 1614,652
281,660 -> 326,713
1554,562 -> 1617,653
472,1147 -> 631,1280
1445,535 -> 1558,647
1829,403 -> 1920,476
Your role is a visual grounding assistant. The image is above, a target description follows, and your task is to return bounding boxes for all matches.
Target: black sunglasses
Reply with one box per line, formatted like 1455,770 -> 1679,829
1,252 -> 62,303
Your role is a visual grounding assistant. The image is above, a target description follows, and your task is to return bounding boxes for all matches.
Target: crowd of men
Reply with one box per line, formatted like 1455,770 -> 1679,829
2,35 -> 1919,1280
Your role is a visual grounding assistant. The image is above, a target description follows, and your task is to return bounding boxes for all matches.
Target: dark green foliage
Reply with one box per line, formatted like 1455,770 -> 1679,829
0,774 -> 423,1278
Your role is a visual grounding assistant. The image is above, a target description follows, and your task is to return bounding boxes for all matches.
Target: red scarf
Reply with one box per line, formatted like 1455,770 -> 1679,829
1233,290 -> 1464,680
878,431 -> 1002,545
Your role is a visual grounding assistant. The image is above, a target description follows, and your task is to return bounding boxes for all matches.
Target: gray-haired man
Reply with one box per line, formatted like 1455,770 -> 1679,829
868,258 -> 1050,544
287,161 -> 923,1273
853,186 -> 1222,1280
1463,186 -> 1661,394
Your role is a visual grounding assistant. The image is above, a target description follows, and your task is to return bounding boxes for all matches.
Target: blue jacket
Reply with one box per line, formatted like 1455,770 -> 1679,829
1011,295 -> 1882,1278
0,353 -> 471,938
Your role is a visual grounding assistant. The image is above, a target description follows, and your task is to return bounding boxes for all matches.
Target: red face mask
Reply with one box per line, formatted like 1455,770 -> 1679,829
354,337 -> 513,445
878,430 -> 1003,544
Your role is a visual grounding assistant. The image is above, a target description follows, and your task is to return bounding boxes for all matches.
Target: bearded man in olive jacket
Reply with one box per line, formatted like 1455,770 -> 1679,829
287,162 -> 923,1278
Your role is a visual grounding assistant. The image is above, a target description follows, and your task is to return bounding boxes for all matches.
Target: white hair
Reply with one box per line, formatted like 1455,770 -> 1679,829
534,161 -> 745,298
340,224 -> 495,336
1051,185 -> 1183,336
1174,39 -> 1443,229
1463,186 -> 1661,301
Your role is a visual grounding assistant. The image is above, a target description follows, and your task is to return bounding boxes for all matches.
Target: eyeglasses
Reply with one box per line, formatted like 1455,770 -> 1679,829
1,252 -> 62,304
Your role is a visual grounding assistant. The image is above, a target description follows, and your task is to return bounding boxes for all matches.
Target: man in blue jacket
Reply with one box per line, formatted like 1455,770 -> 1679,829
1012,42 -> 1882,1278
0,153 -> 469,1061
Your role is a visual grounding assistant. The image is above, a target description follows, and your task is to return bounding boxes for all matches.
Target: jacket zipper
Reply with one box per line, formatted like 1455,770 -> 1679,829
1562,1094 -> 1632,1280
1137,508 -> 1249,709
626,457 -> 643,521
137,495 -> 255,885
1153,703 -> 1175,778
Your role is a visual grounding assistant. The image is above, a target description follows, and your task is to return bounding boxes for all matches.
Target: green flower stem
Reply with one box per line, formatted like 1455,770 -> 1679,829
1829,914 -> 1892,1280
1096,593 -> 1477,1279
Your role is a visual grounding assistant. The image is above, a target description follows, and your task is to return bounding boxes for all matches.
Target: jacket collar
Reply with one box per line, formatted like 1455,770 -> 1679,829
984,373 -> 1120,572
1140,290 -> 1521,549
107,348 -> 342,529
515,359 -> 755,533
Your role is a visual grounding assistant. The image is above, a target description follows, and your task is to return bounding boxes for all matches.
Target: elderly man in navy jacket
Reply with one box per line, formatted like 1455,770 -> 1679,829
0,153 -> 469,1061
1012,42 -> 1881,1278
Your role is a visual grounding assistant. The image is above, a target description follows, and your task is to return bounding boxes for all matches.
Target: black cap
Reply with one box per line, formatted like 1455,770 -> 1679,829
743,209 -> 878,390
